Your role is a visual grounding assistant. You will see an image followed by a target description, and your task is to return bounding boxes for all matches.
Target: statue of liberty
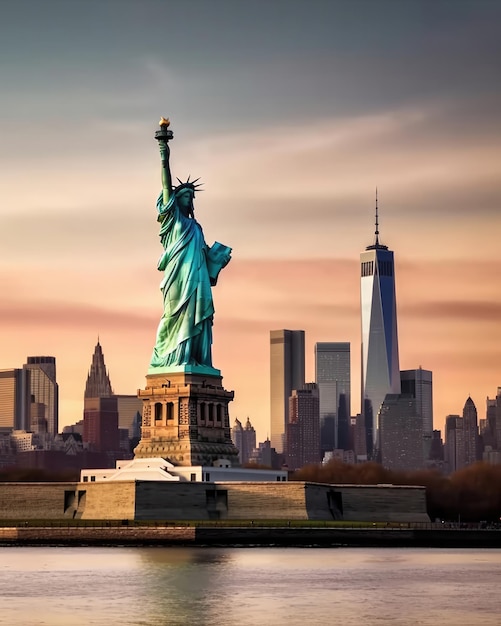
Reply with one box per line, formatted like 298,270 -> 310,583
149,118 -> 231,372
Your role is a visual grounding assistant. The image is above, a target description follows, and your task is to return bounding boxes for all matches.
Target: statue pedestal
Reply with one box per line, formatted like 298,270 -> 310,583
133,370 -> 240,467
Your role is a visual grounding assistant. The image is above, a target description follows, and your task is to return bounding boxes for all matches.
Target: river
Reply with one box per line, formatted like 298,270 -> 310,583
0,547 -> 499,625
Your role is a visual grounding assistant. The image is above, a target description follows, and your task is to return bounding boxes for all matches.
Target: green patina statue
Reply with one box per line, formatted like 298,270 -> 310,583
149,118 -> 231,373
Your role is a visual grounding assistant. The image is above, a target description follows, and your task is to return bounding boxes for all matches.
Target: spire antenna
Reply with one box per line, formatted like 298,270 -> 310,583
375,187 -> 379,246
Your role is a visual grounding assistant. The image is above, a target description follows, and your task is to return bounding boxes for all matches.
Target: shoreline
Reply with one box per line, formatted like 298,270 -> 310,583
1,526 -> 501,548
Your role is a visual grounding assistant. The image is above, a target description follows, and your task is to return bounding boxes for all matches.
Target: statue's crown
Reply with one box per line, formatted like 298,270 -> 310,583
174,175 -> 203,195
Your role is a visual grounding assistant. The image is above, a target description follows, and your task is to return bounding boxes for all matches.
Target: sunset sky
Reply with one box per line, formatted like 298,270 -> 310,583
1,0 -> 501,441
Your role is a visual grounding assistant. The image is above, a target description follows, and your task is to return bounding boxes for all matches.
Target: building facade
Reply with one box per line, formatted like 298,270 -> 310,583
462,396 -> 479,466
270,329 -> 305,454
444,415 -> 464,473
0,369 -> 31,432
400,368 -> 433,460
287,383 -> 320,471
360,202 -> 400,458
23,357 -> 59,436
378,394 -> 423,471
231,417 -> 257,465
315,342 -> 351,455
83,396 -> 120,454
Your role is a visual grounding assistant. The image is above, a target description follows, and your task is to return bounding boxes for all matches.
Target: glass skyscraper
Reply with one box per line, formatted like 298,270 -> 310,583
0,368 -> 30,431
270,329 -> 305,454
23,356 -> 59,436
315,342 -> 351,455
400,368 -> 433,460
360,201 -> 400,457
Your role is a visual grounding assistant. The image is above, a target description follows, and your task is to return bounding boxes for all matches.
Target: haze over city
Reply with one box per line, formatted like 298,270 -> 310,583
1,0 -> 501,441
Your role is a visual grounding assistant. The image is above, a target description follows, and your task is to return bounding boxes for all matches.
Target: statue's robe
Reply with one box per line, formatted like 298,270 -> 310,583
150,192 -> 214,368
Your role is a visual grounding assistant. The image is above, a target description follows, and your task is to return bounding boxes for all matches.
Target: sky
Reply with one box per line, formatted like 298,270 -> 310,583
1,0 -> 501,442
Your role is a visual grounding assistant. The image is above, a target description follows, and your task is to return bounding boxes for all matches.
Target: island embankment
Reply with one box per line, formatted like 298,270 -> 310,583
1,522 -> 500,548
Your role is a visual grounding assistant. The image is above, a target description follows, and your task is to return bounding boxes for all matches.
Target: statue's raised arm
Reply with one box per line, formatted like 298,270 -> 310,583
155,117 -> 174,205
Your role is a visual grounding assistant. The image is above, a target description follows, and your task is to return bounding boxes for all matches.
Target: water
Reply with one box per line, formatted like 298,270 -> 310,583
0,547 -> 500,626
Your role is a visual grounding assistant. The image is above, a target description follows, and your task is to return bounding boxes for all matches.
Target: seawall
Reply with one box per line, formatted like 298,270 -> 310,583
1,526 -> 500,548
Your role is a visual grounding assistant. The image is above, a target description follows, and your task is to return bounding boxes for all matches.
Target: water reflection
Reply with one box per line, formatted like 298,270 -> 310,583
137,548 -> 233,625
0,547 -> 500,626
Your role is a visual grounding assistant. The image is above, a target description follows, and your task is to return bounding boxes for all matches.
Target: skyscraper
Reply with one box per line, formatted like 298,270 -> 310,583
287,383 -> 320,470
83,340 -> 119,455
360,196 -> 400,457
0,369 -> 30,431
314,342 -> 351,455
445,414 -> 463,473
400,368 -> 433,459
378,394 -> 423,471
23,357 -> 59,436
462,396 -> 479,466
270,329 -> 305,454
84,340 -> 113,398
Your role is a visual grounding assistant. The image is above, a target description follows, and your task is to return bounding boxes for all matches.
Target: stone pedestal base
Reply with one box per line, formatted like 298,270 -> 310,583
134,370 -> 240,467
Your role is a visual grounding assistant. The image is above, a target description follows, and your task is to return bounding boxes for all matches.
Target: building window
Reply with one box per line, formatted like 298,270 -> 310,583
83,476 -> 88,482
166,402 -> 174,420
208,404 -> 214,421
154,402 -> 163,421
205,472 -> 211,482
190,473 -> 196,482
90,476 -> 96,482
361,261 -> 375,277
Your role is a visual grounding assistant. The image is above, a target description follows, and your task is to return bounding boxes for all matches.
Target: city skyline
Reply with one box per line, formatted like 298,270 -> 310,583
1,1 -> 501,442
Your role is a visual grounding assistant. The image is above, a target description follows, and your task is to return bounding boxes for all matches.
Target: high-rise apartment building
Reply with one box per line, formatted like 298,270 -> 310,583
360,199 -> 400,457
400,368 -> 433,459
315,342 -> 351,455
270,330 -> 305,454
23,357 -> 59,436
286,383 -> 320,471
0,369 -> 31,431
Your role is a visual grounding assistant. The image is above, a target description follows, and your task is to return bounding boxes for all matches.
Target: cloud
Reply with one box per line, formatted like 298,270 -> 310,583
402,301 -> 501,322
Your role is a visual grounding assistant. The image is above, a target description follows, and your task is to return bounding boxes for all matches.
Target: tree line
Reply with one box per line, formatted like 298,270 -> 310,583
290,460 -> 501,522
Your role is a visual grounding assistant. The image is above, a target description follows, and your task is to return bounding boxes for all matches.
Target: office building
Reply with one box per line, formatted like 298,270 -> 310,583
83,340 -> 119,455
287,383 -> 320,471
378,394 -> 423,471
444,415 -> 464,473
23,357 -> 59,436
360,197 -> 400,457
0,369 -> 31,432
400,368 -> 433,459
83,396 -> 120,453
85,340 -> 113,398
352,414 -> 367,461
487,387 -> 501,451
270,330 -> 305,454
462,396 -> 479,466
315,342 -> 351,454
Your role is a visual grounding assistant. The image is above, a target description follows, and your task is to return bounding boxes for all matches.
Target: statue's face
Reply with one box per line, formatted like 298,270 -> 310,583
177,189 -> 194,213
